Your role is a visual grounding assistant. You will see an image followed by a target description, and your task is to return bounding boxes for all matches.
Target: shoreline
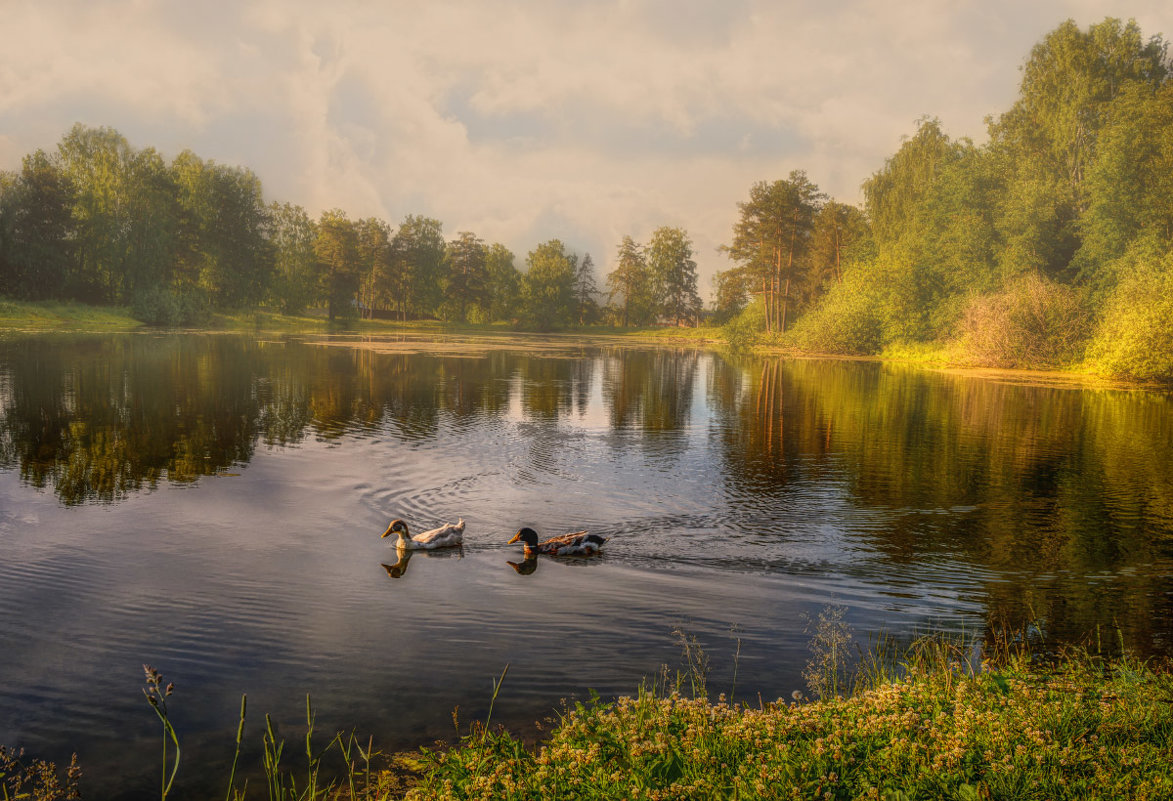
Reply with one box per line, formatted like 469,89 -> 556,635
2,298 -> 1168,391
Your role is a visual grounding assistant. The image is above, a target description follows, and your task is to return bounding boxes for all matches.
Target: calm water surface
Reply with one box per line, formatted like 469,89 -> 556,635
1,332 -> 1171,798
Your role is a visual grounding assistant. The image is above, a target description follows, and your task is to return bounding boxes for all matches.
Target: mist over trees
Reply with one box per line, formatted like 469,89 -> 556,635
3,18 -> 1173,379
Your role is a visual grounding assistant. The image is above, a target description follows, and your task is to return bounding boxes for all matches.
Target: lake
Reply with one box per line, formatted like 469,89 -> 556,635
1,332 -> 1171,799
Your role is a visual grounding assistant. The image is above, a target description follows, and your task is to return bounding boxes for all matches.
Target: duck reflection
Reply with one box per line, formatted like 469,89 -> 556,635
506,555 -> 538,575
380,543 -> 464,580
505,551 -> 608,576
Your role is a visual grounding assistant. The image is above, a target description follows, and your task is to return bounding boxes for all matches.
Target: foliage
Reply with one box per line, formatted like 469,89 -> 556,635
785,267 -> 884,355
725,172 -> 825,333
408,646 -> 1173,801
315,209 -> 362,321
130,285 -> 209,327
520,240 -> 577,331
484,244 -> 521,322
605,236 -> 656,327
267,202 -> 319,316
646,226 -> 702,326
955,273 -> 1090,368
1085,245 -> 1173,380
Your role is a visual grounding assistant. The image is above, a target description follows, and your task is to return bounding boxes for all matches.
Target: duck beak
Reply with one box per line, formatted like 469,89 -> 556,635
381,525 -> 395,539
507,532 -> 521,544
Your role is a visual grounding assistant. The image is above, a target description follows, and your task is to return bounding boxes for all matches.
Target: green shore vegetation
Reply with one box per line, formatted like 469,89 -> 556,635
4,637 -> 1172,801
4,19 -> 1173,380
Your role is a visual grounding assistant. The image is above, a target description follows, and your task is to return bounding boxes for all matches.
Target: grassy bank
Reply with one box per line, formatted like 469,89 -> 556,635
8,645 -> 1170,800
0,299 -> 143,331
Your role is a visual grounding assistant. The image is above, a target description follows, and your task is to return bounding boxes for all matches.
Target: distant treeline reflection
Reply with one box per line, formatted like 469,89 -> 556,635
2,334 -> 1171,651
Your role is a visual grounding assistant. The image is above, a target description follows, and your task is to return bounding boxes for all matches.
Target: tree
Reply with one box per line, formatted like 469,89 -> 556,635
647,226 -> 702,326
355,217 -> 392,318
267,202 -> 319,315
1077,81 -> 1173,293
1,150 -> 75,299
56,124 -> 137,303
726,172 -> 824,333
485,243 -> 521,322
389,215 -> 445,319
171,151 -> 271,308
574,252 -> 600,325
314,209 -> 361,321
521,239 -> 577,330
712,268 -> 750,325
809,202 -> 870,289
606,236 -> 655,327
444,231 -> 489,321
988,18 -> 1168,278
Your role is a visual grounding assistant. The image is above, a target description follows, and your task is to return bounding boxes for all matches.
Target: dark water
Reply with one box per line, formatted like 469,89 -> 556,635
1,332 -> 1171,798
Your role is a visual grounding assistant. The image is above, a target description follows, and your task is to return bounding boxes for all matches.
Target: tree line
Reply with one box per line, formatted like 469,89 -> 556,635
3,18 -> 1173,378
0,124 -> 703,330
711,17 -> 1173,380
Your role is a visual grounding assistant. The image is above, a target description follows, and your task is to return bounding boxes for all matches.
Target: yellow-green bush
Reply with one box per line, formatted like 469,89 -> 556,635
1086,249 -> 1173,381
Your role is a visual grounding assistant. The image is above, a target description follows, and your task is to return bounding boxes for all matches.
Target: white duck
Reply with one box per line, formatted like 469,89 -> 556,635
381,518 -> 465,550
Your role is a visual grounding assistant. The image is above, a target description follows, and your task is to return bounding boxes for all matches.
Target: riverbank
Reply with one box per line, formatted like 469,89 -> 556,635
1,299 -> 1166,389
405,650 -> 1173,800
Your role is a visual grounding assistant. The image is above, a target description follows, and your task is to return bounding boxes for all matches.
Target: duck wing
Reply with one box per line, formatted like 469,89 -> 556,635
419,519 -> 465,544
536,531 -> 607,555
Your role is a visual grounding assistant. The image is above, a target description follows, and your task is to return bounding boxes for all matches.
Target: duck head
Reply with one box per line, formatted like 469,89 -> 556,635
381,519 -> 410,541
508,527 -> 540,548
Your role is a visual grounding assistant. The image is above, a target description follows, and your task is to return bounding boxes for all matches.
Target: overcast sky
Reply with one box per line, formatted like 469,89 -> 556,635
3,1 -> 1172,295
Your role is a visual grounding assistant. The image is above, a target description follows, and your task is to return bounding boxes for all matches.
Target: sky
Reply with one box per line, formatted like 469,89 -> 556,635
3,0 -> 1173,297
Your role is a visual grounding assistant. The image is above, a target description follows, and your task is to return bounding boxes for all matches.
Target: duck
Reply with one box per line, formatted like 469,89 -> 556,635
381,518 -> 465,549
507,526 -> 608,557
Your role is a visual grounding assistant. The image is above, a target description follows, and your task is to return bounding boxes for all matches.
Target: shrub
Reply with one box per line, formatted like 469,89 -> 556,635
787,273 -> 883,355
1085,249 -> 1173,381
955,273 -> 1089,368
130,286 -> 209,327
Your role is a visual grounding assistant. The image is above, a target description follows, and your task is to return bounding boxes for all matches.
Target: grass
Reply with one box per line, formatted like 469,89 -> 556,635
0,299 -> 142,331
5,635 -> 1173,800
409,645 -> 1173,801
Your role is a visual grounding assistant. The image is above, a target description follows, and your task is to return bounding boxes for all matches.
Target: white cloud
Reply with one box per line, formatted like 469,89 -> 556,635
3,0 -> 1172,294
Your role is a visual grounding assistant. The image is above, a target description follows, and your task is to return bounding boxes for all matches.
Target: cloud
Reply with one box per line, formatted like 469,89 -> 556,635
3,0 -> 1173,293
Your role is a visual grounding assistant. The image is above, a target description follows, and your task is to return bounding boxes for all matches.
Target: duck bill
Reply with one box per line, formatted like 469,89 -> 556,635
507,532 -> 522,544
381,525 -> 396,539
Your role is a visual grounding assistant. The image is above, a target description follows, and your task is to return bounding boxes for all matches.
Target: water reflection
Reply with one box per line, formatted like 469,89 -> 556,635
381,546 -> 464,580
4,332 -> 1173,796
1,335 -> 1171,648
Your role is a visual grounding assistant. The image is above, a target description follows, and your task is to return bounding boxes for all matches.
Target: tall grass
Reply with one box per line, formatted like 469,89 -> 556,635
6,627 -> 1173,800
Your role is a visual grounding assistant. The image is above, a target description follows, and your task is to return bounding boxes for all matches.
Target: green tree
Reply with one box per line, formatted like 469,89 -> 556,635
648,226 -> 702,326
1,150 -> 75,299
355,217 -> 392,318
1077,81 -> 1173,294
809,202 -> 870,289
485,243 -> 520,322
521,239 -> 577,330
606,236 -> 655,327
988,18 -> 1168,278
172,150 -> 271,308
389,215 -> 445,319
574,252 -> 600,325
726,173 -> 824,332
56,124 -> 137,302
315,209 -> 361,321
266,202 -> 319,315
444,231 -> 489,321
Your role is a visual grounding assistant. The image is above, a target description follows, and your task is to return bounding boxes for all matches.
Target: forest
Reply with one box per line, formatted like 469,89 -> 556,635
2,18 -> 1173,379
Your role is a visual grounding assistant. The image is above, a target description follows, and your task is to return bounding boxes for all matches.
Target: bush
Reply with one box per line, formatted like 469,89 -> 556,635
721,297 -> 765,351
787,273 -> 883,355
955,273 -> 1089,368
130,286 -> 209,327
1085,249 -> 1173,381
